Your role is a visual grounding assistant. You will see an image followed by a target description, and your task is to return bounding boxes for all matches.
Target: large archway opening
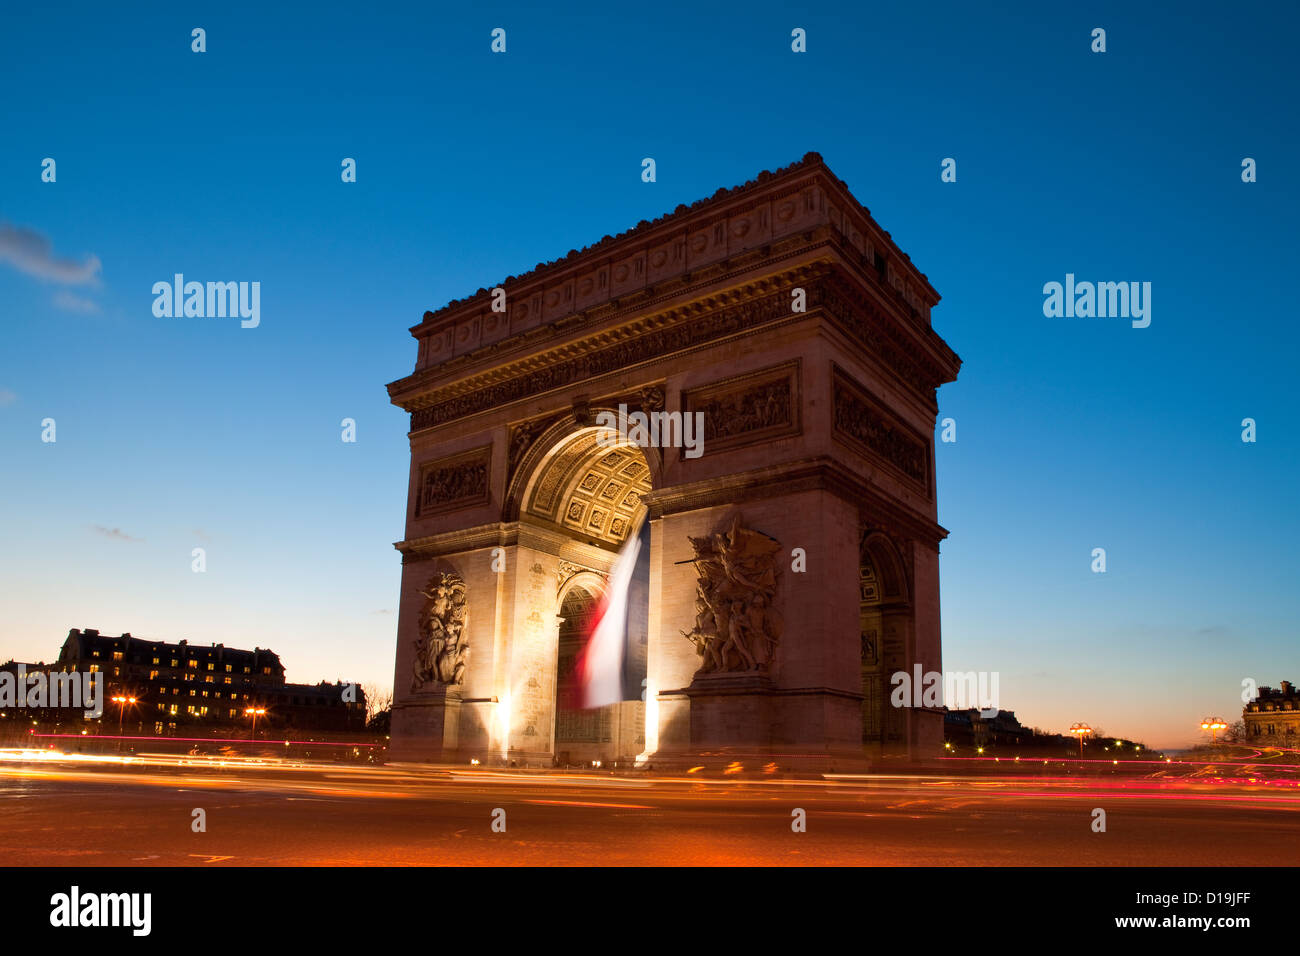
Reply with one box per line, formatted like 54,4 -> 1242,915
554,584 -> 609,765
859,531 -> 911,756
513,424 -> 654,766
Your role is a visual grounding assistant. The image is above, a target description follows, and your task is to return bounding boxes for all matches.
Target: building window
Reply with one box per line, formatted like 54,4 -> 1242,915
170,659 -> 179,667
112,652 -> 124,661
223,677 -> 232,684
225,664 -> 232,673
152,657 -> 160,665
149,670 -> 159,680
204,675 -> 213,683
89,664 -> 98,673
207,663 -> 214,671
229,709 -> 237,718
189,689 -> 196,697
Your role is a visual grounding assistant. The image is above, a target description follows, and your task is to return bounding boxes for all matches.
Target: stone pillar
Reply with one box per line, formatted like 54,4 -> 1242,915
391,686 -> 462,763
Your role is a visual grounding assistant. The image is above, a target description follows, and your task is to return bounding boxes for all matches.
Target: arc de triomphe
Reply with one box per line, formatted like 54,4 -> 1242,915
386,153 -> 961,769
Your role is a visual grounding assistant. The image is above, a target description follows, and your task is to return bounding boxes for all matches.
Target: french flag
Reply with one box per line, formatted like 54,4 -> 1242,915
574,513 -> 650,708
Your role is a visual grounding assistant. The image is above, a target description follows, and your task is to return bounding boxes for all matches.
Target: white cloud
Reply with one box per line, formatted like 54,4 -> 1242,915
91,525 -> 143,543
0,222 -> 101,285
52,290 -> 100,313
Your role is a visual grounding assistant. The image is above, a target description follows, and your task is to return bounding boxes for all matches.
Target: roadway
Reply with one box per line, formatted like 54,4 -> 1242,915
3,753 -> 1299,865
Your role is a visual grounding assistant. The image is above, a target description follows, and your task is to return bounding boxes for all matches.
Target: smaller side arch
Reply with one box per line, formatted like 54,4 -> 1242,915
860,530 -> 909,607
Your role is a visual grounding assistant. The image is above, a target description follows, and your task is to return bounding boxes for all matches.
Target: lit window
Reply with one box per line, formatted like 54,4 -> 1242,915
225,664 -> 232,673
112,652 -> 124,661
89,664 -> 99,673
204,675 -> 213,683
189,689 -> 196,697
170,659 -> 178,667
152,657 -> 160,665
223,677 -> 232,684
148,670 -> 159,680
206,663 -> 214,671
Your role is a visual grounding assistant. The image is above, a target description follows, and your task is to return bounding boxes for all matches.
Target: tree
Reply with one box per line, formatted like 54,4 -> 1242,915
362,683 -> 392,732
1222,719 -> 1248,743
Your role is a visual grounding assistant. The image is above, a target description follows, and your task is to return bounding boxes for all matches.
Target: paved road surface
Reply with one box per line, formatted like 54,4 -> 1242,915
3,757 -> 1299,865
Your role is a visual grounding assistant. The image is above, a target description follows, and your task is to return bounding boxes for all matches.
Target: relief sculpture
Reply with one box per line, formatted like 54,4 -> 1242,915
412,571 -> 469,689
682,515 -> 783,674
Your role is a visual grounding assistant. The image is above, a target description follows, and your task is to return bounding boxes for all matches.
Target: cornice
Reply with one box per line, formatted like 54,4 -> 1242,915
387,236 -> 834,406
396,520 -> 617,569
397,262 -> 833,430
641,455 -> 950,551
404,152 -> 941,340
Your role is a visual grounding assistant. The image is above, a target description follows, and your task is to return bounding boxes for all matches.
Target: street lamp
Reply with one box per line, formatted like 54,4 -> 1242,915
245,706 -> 266,741
1068,723 -> 1093,760
1200,717 -> 1227,743
111,695 -> 136,732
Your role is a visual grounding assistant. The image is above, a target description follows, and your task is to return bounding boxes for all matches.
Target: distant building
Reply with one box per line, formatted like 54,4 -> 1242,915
29,628 -> 365,735
943,708 -> 1032,749
1244,681 -> 1300,740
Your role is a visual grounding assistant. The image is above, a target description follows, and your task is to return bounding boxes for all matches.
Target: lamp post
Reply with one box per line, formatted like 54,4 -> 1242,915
245,706 -> 266,742
1068,723 -> 1093,760
111,695 -> 136,753
111,695 -> 137,733
1200,717 -> 1227,743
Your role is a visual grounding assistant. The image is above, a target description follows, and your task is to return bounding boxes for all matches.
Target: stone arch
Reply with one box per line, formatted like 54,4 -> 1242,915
859,530 -> 912,754
513,422 -> 658,549
504,412 -> 663,529
860,530 -> 910,607
558,568 -> 608,606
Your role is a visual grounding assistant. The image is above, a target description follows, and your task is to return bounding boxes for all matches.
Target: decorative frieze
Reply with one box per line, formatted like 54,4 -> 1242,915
832,367 -> 930,496
682,360 -> 800,457
410,276 -> 818,431
414,446 -> 491,518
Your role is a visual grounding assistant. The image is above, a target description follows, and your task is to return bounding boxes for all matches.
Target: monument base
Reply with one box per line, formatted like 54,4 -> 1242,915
389,685 -> 462,763
681,673 -> 869,772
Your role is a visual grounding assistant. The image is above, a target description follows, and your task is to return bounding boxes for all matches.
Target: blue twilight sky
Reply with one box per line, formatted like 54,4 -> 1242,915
1,2 -> 1296,749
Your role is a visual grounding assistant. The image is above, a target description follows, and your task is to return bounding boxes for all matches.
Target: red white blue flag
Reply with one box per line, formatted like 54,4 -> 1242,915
574,513 -> 650,708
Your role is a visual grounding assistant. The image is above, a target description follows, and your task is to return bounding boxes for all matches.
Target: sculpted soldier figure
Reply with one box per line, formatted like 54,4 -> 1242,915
412,571 -> 470,689
682,515 -> 782,674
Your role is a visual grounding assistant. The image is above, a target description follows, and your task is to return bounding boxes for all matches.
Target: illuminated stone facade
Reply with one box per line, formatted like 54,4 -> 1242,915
386,153 -> 961,768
